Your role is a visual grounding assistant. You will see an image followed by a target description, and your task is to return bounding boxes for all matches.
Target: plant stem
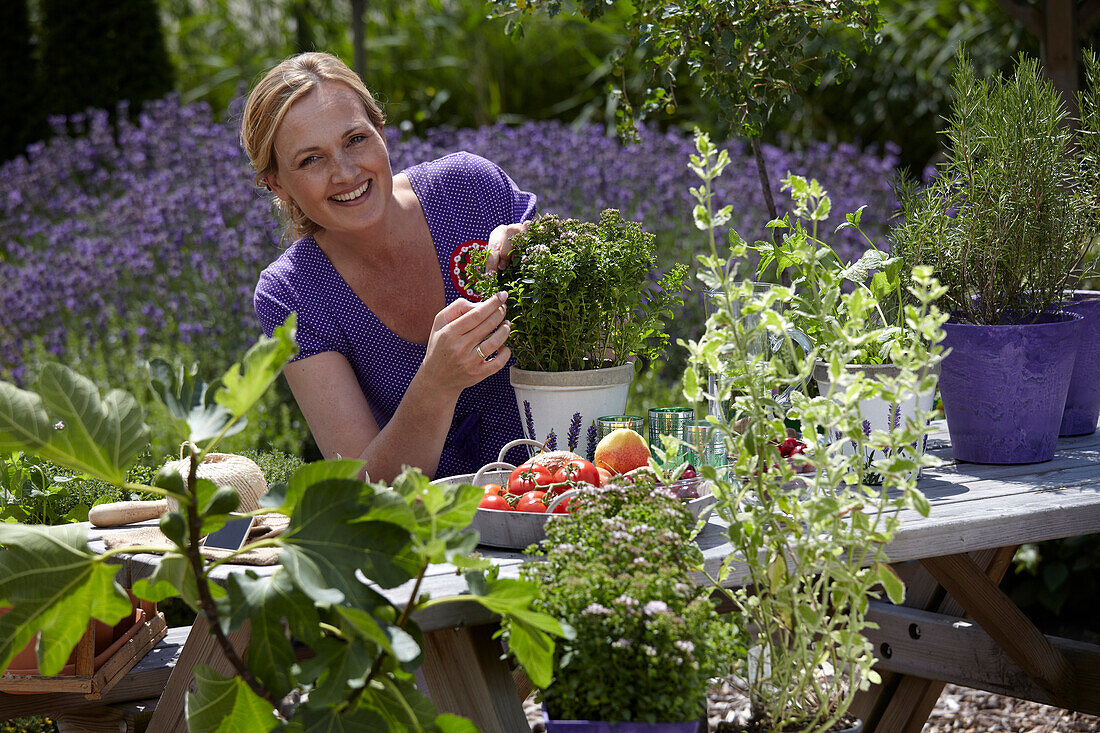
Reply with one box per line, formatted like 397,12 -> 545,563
179,445 -> 283,713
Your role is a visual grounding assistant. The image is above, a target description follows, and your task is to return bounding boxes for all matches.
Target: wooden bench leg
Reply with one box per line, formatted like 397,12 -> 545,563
146,614 -> 250,733
419,623 -> 530,733
55,705 -> 138,733
853,545 -> 1017,732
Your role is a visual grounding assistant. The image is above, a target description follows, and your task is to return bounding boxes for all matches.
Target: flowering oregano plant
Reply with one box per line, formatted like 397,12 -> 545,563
516,475 -> 732,723
682,130 -> 947,732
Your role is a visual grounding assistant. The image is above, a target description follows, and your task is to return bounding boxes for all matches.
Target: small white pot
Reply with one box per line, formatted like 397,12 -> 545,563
812,361 -> 939,483
510,363 -> 634,460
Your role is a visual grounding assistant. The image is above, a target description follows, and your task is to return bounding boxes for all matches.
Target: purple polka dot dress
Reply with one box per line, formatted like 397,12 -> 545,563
254,152 -> 536,478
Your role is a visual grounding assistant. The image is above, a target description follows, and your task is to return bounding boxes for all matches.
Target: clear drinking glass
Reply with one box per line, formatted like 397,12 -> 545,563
595,414 -> 644,442
648,407 -> 695,465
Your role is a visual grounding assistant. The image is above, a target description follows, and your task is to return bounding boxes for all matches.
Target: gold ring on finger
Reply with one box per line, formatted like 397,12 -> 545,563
475,344 -> 488,360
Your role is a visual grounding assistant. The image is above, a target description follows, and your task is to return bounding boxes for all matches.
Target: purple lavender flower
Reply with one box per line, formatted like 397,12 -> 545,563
567,411 -> 582,452
545,430 -> 557,451
586,422 -> 598,461
862,419 -> 872,437
523,400 -> 536,441
889,403 -> 902,430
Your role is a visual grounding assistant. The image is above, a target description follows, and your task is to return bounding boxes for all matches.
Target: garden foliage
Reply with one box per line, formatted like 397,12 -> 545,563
467,209 -> 688,372
0,319 -> 562,730
891,52 -> 1100,324
520,475 -> 730,723
0,96 -> 900,459
682,130 -> 946,732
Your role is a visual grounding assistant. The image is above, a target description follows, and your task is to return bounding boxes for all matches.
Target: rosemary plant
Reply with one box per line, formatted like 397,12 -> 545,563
890,52 -> 1100,325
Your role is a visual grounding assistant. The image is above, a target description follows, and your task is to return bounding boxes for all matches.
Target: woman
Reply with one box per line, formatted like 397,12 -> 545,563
242,52 -> 532,481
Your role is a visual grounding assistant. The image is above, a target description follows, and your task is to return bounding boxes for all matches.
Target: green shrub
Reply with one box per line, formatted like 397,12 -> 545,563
39,0 -> 173,118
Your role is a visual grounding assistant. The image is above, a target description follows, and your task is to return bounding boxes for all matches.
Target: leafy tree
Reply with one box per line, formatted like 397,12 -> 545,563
39,0 -> 174,118
494,0 -> 882,221
786,0 -> 1037,173
0,0 -> 44,162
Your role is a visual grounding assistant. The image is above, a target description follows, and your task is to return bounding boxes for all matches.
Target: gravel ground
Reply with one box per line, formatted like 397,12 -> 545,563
525,682 -> 1100,732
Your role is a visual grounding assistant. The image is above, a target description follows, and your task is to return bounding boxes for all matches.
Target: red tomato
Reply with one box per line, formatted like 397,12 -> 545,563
596,467 -> 613,484
482,483 -> 505,496
478,494 -> 512,511
507,463 -> 553,496
515,490 -> 548,513
550,495 -> 572,514
552,459 -> 601,489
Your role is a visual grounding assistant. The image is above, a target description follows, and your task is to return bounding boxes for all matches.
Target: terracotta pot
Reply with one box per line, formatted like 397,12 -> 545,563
1,592 -> 144,678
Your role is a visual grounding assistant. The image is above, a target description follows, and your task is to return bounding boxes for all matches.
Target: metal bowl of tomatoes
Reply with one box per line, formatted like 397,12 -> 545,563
432,439 -> 716,550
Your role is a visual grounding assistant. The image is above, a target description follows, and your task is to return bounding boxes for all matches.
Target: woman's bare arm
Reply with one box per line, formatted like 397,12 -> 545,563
284,293 -> 511,481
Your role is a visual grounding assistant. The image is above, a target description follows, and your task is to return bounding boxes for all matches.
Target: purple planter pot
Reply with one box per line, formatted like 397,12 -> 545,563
1060,291 -> 1100,436
543,706 -> 702,733
940,312 -> 1082,464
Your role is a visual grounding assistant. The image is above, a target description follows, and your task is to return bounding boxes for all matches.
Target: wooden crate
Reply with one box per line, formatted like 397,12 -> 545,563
0,601 -> 168,700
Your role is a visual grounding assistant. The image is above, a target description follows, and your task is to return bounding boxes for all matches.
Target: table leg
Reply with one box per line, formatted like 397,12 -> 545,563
419,623 -> 530,733
921,551 -> 1078,706
146,614 -> 251,733
853,545 -> 1017,732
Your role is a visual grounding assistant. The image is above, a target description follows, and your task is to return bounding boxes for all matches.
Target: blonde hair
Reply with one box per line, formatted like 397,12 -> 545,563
240,52 -> 386,241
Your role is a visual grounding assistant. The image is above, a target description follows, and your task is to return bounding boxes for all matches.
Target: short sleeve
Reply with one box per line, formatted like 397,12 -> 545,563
253,262 -> 337,362
451,153 -> 537,225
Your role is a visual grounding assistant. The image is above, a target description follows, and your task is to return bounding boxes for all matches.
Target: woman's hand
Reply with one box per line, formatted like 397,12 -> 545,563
421,292 -> 511,397
484,221 -> 528,274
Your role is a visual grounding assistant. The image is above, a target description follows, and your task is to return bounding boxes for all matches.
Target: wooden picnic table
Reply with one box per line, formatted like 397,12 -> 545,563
4,420 -> 1099,732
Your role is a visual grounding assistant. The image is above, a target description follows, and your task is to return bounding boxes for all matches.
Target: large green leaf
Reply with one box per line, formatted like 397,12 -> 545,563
186,665 -> 278,733
260,459 -> 365,516
0,381 -> 52,453
368,675 -> 439,732
8,365 -> 150,484
464,572 -> 564,689
280,480 -> 415,605
292,706 -> 389,732
147,358 -> 243,444
215,316 -> 298,420
434,715 -> 478,733
296,637 -> 373,708
217,571 -> 319,698
0,524 -> 131,675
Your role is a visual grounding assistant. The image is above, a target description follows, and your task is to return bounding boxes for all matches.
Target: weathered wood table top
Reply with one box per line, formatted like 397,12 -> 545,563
79,419 -> 1100,732
85,420 -> 1100,629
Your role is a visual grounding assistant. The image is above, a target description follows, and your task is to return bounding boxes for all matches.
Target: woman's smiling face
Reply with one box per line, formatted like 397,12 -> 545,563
268,81 -> 393,239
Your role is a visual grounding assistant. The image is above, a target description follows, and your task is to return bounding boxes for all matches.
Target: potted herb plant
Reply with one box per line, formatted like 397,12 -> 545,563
752,174 -> 942,482
890,52 -> 1100,464
467,209 -> 687,458
514,474 -> 729,730
682,131 -> 944,733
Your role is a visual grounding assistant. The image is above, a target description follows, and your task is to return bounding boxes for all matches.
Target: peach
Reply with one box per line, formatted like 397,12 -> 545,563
593,428 -> 651,475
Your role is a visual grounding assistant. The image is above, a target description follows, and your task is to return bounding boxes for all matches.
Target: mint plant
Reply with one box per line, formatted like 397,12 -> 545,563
0,314 -> 562,731
754,174 -> 911,364
683,130 -> 946,732
467,209 -> 688,372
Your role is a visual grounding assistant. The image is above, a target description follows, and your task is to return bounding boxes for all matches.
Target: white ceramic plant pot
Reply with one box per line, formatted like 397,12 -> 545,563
510,363 -> 634,460
813,361 -> 939,483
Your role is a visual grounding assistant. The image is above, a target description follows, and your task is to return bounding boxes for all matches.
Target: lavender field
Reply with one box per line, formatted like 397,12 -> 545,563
0,95 -> 901,452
